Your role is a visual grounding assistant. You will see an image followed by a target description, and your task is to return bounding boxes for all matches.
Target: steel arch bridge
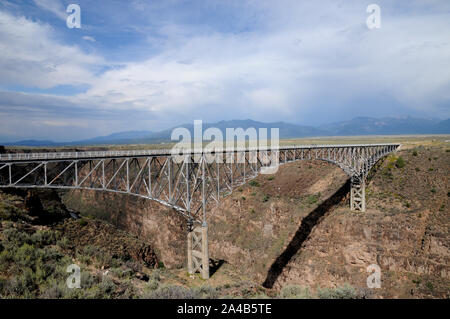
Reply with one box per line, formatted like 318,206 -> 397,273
0,143 -> 400,278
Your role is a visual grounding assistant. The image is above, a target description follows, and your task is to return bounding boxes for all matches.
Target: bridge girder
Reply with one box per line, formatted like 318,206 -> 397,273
0,144 -> 400,223
0,144 -> 400,279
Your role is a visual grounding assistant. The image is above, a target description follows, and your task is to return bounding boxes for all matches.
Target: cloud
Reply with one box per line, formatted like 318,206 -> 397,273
0,10 -> 103,89
82,35 -> 96,42
81,4 -> 450,123
0,0 -> 449,141
32,0 -> 66,21
0,90 -> 158,141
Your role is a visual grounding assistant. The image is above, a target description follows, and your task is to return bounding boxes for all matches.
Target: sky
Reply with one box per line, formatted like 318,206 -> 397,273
0,0 -> 449,142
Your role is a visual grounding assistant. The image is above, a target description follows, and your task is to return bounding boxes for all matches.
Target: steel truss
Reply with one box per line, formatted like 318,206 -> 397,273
0,144 -> 399,278
0,144 -> 400,221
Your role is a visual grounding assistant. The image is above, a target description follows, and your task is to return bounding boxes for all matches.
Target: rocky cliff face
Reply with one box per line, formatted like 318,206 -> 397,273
208,160 -> 349,285
63,190 -> 187,268
266,145 -> 449,298
62,144 -> 449,298
63,159 -> 347,274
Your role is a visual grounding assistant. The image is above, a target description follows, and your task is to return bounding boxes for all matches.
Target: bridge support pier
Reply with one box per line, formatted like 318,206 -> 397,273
350,180 -> 366,212
187,222 -> 209,279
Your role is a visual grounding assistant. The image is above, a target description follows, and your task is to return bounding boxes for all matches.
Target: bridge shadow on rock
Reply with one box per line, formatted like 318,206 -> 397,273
262,179 -> 351,289
209,259 -> 226,277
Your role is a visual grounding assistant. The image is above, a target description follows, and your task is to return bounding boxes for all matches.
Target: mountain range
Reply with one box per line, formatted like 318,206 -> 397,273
3,116 -> 450,146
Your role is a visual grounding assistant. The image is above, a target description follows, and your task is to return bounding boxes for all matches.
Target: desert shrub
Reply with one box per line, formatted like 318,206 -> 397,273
150,269 -> 161,282
0,202 -> 26,221
317,284 -> 361,299
249,180 -> 260,187
18,267 -> 37,291
412,150 -> 418,156
124,260 -> 142,273
3,277 -> 29,297
0,277 -> 6,296
39,245 -> 63,262
0,250 -> 13,271
279,285 -> 311,299
14,243 -> 37,269
56,237 -> 70,250
194,285 -> 219,299
117,268 -> 134,279
262,195 -> 270,202
147,279 -> 159,291
0,224 -> 114,299
77,254 -> 92,265
81,245 -> 101,257
431,188 -> 436,194
77,218 -> 88,227
2,268 -> 37,298
76,245 -> 108,266
95,253 -> 113,268
117,281 -> 137,299
80,271 -> 98,289
35,262 -> 56,284
40,274 -> 103,299
250,292 -> 270,299
2,228 -> 30,250
306,194 -> 320,205
97,276 -> 116,298
395,157 -> 405,168
39,282 -> 66,299
140,274 -> 160,297
30,230 -> 60,247
52,256 -> 73,277
109,267 -> 123,278
147,285 -> 199,299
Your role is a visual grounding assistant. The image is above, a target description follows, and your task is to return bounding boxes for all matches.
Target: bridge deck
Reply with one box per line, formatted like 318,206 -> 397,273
0,142 -> 401,279
0,143 -> 400,162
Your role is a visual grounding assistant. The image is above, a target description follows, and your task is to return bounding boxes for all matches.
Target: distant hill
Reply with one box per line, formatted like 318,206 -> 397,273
3,116 -> 449,146
77,130 -> 154,145
150,119 -> 327,141
320,116 -> 450,135
5,140 -> 59,147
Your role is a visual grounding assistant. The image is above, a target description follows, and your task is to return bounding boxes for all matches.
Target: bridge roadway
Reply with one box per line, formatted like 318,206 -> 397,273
0,143 -> 399,161
0,143 -> 400,278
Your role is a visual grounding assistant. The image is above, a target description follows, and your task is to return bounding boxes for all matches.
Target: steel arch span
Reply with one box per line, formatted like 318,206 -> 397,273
0,143 -> 400,278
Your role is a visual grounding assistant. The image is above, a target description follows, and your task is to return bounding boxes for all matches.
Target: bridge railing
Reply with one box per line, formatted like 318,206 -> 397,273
0,143 -> 400,162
